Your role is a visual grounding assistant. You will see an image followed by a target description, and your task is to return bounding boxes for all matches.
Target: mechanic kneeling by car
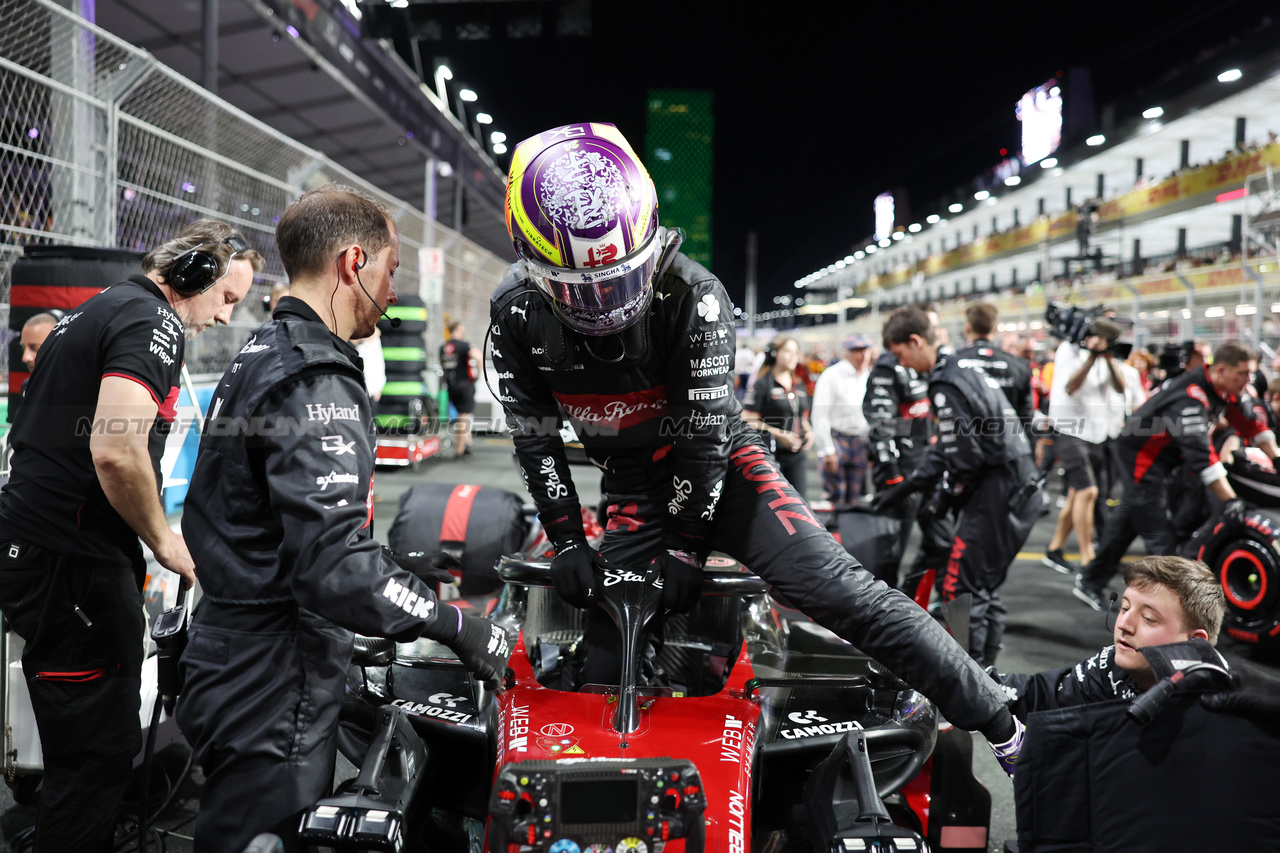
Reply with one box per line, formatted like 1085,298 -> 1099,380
989,555 -> 1226,719
176,184 -> 512,853
492,122 -> 1026,777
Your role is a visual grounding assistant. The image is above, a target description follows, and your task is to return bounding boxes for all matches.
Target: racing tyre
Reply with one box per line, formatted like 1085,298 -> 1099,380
1196,508 -> 1280,649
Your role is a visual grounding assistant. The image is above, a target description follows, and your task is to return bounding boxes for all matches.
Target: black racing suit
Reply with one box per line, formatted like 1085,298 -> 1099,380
954,338 -> 1034,440
903,353 -> 1042,666
0,276 -> 184,853
989,646 -> 1138,724
489,254 -> 1012,737
1081,366 -> 1275,594
178,298 -> 461,852
862,352 -> 954,593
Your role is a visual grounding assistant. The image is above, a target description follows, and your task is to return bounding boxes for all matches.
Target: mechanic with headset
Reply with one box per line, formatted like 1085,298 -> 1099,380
863,315 -> 955,598
0,220 -> 259,851
176,185 -> 511,851
491,122 -> 1025,776
1074,341 -> 1280,610
874,305 -> 1043,668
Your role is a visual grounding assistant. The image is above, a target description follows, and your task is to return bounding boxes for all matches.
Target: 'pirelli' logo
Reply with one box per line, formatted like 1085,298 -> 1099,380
688,384 -> 730,401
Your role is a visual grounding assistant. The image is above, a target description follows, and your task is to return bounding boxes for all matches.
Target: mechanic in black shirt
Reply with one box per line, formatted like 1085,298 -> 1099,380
955,302 -> 1033,440
440,320 -> 481,458
495,122 -> 1024,774
177,186 -> 511,851
874,306 -> 1042,668
0,220 -> 259,852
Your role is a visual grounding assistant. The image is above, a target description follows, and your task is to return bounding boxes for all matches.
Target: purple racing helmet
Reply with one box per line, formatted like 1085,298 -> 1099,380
506,122 -> 663,336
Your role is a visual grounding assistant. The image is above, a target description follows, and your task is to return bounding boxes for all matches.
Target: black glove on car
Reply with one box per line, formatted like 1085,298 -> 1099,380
656,548 -> 703,613
384,547 -> 459,586
438,608 -> 513,691
551,540 -> 598,609
1201,663 -> 1280,730
417,604 -> 505,683
870,479 -> 917,514
1221,498 -> 1247,529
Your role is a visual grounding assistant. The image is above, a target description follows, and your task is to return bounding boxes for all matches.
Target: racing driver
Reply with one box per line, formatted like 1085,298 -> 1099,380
490,122 -> 1023,770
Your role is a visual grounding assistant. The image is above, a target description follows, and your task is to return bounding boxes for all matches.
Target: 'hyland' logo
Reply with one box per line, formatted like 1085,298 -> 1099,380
307,403 -> 361,425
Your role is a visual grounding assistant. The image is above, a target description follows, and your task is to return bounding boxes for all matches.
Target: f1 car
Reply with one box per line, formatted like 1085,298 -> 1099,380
305,511 -> 994,853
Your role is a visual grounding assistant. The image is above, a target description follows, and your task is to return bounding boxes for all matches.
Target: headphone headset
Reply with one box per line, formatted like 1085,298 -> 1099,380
167,234 -> 251,295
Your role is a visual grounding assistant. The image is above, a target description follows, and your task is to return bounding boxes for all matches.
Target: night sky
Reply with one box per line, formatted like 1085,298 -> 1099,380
417,0 -> 1275,308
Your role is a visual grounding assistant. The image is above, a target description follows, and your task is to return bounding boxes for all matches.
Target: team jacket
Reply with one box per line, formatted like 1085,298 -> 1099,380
489,254 -> 752,555
954,338 -> 1033,436
182,298 -> 452,642
1117,365 -> 1274,486
910,352 -> 1033,492
991,646 -> 1138,722
863,351 -> 932,487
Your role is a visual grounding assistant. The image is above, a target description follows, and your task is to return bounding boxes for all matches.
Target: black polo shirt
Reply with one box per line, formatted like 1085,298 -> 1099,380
0,275 -> 185,561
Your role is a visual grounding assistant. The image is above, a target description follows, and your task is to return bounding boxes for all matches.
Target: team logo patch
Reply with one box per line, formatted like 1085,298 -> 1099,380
1187,385 -> 1210,407
696,294 -> 721,323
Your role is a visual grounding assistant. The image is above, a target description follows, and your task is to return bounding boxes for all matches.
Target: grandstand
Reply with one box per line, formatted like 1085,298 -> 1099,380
785,16 -> 1280,359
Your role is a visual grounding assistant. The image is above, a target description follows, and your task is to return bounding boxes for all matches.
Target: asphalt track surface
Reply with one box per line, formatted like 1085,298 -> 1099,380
2,436 -> 1277,852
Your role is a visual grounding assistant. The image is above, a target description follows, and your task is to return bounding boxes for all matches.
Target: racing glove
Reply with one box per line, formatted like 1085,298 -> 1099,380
384,547 -> 459,587
870,478 -> 918,514
1220,498 -> 1247,529
987,714 -> 1025,776
1201,663 -> 1280,730
426,605 -> 513,691
656,548 -> 703,614
551,540 -> 599,609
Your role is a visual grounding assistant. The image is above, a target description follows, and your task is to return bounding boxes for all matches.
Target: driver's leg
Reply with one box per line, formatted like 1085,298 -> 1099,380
708,442 -> 1007,733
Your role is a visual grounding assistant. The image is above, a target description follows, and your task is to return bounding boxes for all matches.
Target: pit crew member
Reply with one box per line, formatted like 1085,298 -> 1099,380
0,220 -> 258,852
955,302 -> 1033,440
863,326 -> 955,596
1075,341 -> 1279,610
991,555 -> 1225,720
493,122 -> 1023,772
874,306 -> 1042,667
177,186 -> 511,851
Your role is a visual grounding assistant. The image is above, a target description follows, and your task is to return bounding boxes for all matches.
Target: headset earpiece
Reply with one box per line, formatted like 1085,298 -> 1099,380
167,233 -> 249,296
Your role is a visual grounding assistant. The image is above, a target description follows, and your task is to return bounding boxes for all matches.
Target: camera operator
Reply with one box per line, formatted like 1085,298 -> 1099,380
874,306 -> 1042,667
493,123 -> 1025,773
0,220 -> 258,851
177,186 -> 512,851
955,303 -> 1033,441
1075,342 -> 1280,610
1041,318 -> 1126,573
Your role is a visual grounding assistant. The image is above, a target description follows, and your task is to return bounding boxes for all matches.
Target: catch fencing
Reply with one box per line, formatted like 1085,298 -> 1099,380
0,0 -> 509,381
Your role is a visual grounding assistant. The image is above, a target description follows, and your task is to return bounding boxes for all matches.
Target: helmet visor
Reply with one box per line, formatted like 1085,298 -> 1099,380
523,231 -> 660,336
